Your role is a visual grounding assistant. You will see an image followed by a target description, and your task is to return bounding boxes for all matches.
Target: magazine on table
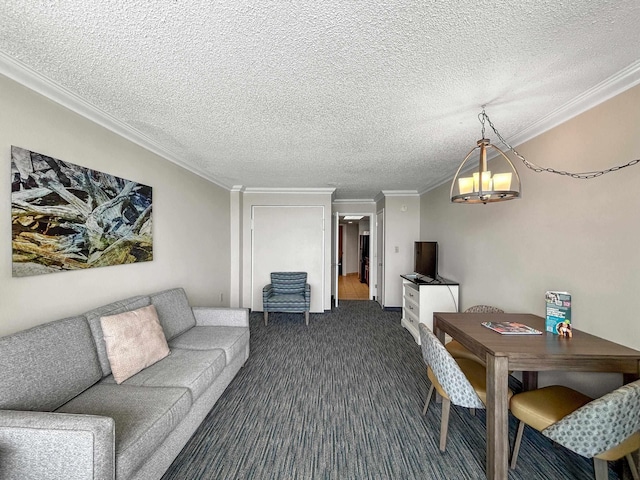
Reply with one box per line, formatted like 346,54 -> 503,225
481,321 -> 543,335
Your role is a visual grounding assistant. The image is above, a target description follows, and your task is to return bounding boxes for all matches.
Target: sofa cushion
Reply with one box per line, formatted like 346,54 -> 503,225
0,315 -> 102,412
150,288 -> 197,340
85,295 -> 151,377
100,348 -> 226,401
56,384 -> 191,480
101,305 -> 171,384
169,326 -> 249,365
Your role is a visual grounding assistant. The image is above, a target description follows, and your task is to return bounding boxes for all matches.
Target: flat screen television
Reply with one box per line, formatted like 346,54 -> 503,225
414,241 -> 438,280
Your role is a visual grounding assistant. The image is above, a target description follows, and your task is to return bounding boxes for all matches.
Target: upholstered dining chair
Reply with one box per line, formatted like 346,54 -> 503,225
445,305 -> 504,364
509,380 -> 640,480
262,272 -> 311,326
419,323 -> 513,452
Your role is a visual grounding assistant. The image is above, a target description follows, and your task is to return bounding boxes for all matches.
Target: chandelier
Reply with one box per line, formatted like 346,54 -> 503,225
450,109 -> 520,204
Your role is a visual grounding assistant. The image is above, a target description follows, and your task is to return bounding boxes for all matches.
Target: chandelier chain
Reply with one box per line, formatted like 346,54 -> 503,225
481,112 -> 640,179
479,109 -> 486,139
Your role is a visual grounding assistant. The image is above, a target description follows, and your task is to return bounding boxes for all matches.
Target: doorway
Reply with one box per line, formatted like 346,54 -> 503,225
336,214 -> 372,301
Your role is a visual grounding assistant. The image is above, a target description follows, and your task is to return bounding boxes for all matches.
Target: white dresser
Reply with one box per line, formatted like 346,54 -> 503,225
401,275 -> 459,344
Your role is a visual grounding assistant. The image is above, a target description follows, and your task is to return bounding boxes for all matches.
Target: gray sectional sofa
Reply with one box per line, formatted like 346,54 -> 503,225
0,287 -> 250,480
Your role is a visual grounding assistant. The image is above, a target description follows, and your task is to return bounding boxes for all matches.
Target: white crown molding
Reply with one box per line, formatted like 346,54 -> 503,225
0,51 -> 232,191
230,185 -> 245,192
380,190 -> 420,197
421,59 -> 640,195
332,198 -> 376,205
243,187 -> 336,195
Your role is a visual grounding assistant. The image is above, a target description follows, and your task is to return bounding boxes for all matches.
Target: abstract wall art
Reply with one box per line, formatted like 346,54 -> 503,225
11,146 -> 153,277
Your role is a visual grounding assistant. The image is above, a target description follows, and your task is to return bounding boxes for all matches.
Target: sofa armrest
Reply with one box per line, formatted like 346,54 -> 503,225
192,307 -> 249,327
0,410 -> 115,480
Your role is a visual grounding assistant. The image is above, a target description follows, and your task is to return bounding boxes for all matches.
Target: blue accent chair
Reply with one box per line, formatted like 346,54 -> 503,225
262,272 -> 311,326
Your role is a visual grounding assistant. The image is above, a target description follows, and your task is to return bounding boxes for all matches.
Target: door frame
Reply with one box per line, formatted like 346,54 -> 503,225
376,208 -> 384,308
333,212 -> 375,306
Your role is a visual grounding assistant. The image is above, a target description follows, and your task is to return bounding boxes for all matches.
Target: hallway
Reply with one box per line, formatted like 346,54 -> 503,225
338,273 -> 369,300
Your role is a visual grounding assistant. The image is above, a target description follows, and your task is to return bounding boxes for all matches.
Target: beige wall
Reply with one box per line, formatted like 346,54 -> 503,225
420,84 -> 640,396
1,74 -> 231,336
382,194 -> 420,307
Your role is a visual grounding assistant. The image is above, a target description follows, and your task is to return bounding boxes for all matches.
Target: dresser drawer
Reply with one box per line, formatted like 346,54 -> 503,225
404,304 -> 419,326
403,284 -> 419,304
404,297 -> 420,318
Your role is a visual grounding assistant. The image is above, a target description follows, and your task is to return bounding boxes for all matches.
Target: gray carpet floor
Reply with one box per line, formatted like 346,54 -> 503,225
162,300 -> 618,479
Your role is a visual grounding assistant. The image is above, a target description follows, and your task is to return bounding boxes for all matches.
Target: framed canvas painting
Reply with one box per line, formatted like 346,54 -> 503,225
11,146 -> 153,277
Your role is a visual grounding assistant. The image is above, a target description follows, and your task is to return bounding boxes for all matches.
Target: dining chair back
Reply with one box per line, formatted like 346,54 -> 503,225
464,305 -> 505,314
510,380 -> 640,480
419,323 -> 488,451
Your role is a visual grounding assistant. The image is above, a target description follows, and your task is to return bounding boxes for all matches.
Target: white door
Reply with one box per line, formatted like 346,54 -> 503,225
252,205 -> 324,312
376,209 -> 384,308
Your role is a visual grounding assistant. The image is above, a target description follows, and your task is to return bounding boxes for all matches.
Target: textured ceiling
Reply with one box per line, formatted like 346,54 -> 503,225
2,1 -> 640,199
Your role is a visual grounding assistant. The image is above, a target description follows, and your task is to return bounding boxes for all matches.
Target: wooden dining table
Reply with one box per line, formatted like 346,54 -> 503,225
432,312 -> 640,480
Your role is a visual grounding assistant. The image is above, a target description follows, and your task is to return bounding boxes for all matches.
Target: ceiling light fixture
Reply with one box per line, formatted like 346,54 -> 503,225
450,108 -> 520,204
451,107 -> 640,204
